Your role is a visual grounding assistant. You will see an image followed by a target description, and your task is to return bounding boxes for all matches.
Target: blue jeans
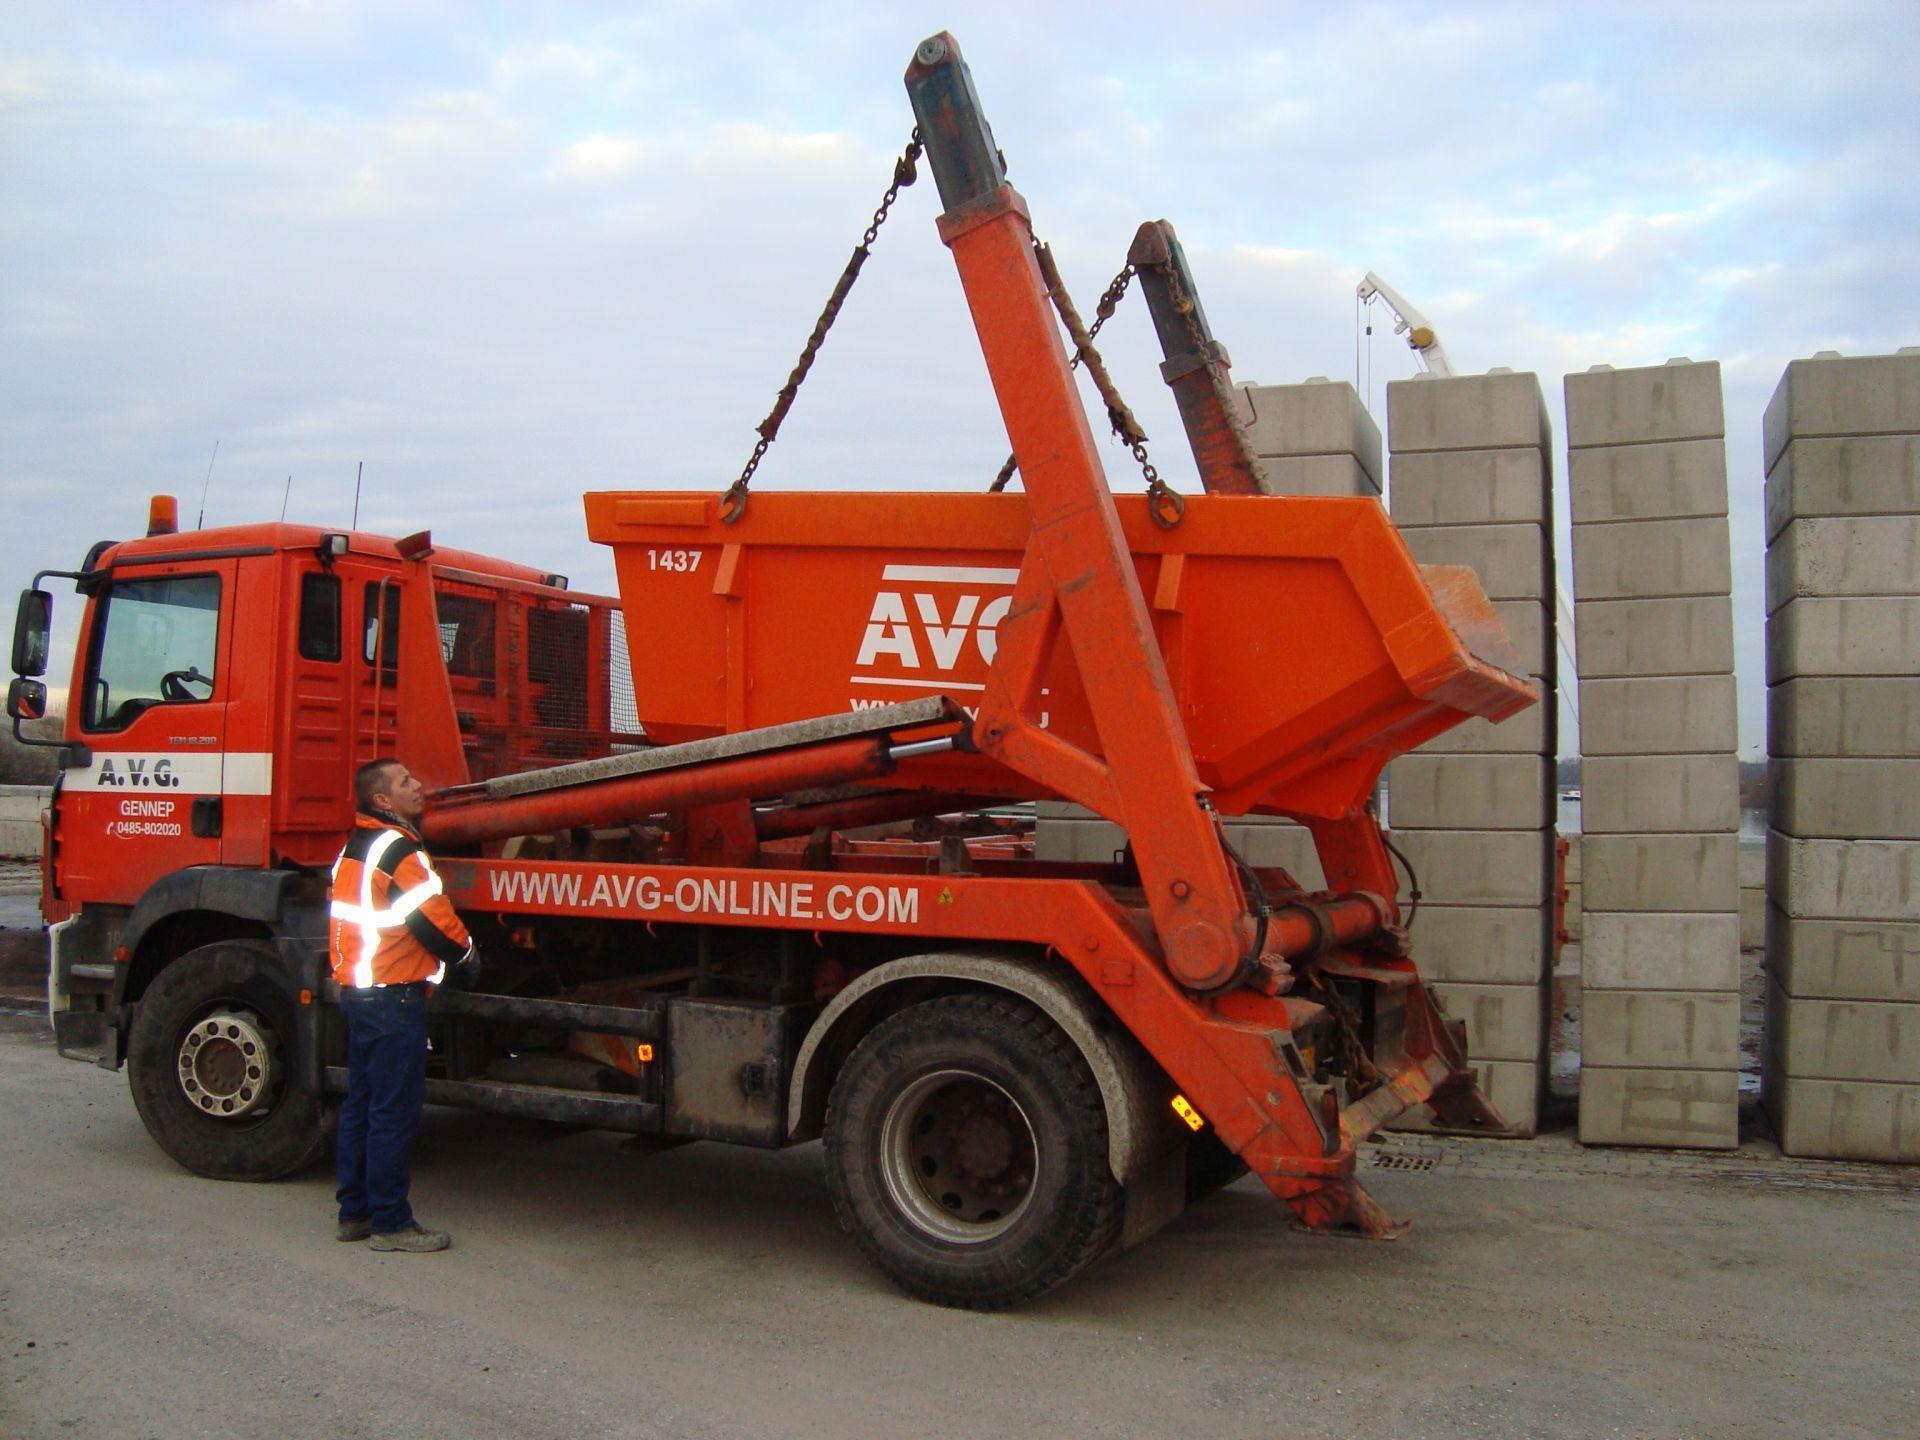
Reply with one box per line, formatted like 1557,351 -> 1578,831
335,983 -> 429,1234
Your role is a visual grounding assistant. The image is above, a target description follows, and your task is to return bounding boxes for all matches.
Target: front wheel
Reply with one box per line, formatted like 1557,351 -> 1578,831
126,939 -> 327,1181
823,993 -> 1123,1309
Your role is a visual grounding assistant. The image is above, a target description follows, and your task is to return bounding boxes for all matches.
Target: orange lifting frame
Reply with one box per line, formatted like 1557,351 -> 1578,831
456,33 -> 1536,1236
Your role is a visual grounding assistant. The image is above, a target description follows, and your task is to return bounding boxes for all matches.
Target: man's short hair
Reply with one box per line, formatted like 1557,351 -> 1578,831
354,758 -> 404,812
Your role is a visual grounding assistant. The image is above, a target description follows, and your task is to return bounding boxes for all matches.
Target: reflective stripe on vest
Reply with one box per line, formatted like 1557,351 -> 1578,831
334,827 -> 402,989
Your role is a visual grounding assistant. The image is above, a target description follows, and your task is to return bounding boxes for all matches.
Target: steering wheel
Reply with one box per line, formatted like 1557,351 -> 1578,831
159,667 -> 213,702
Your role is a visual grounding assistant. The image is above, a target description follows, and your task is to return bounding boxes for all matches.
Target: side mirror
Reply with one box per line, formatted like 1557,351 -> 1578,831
12,589 -> 51,677
8,677 -> 47,722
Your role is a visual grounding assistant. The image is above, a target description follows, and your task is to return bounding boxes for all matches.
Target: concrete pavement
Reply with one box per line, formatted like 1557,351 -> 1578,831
1,1015 -> 1915,1440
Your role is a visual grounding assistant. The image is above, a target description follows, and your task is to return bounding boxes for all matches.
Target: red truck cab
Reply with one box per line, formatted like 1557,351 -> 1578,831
17,502 -> 635,1068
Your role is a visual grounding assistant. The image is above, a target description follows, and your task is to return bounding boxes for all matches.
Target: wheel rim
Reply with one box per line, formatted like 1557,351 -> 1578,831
176,1009 -> 277,1120
878,1067 -> 1038,1244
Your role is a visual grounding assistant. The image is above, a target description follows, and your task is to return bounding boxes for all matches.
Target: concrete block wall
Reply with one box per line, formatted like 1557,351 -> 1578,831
1762,349 -> 1920,1163
0,786 -> 49,859
1236,377 -> 1381,497
1385,370 -> 1557,1136
1566,359 -> 1740,1149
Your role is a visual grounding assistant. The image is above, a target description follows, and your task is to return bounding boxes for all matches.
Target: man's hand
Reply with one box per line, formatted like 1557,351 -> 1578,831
444,945 -> 484,991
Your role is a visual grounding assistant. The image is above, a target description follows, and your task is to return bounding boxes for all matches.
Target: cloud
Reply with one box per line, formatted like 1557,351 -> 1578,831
553,132 -> 650,183
3,0 -> 1918,759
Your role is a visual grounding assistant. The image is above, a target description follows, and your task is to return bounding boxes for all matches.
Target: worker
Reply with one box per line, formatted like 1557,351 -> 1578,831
328,757 -> 476,1253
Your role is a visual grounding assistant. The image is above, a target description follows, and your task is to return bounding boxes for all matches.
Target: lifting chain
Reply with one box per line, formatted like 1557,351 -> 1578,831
721,127 -> 925,524
1314,978 -> 1381,1095
992,248 -> 1185,528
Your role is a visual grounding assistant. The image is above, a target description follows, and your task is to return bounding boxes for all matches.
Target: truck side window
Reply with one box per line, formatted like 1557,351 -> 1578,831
299,572 -> 342,662
362,581 -> 400,679
81,574 -> 221,732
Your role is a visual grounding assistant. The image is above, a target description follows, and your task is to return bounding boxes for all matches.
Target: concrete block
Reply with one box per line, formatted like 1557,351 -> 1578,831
1763,350 -> 1920,471
1739,844 -> 1765,889
1581,990 -> 1741,1069
1238,379 -> 1382,481
1769,676 -> 1920,758
1767,831 -> 1920,921
1772,758 -> 1920,840
1578,675 -> 1735,756
1568,438 -> 1727,525
1414,680 -> 1553,754
1222,820 -> 1327,889
0,786 -> 47,859
1388,447 -> 1547,528
1387,754 -> 1553,830
1579,1066 -> 1738,1149
1572,517 -> 1731,602
1386,370 -> 1551,455
1575,596 -> 1734,677
1491,600 -> 1552,675
1767,981 -> 1920,1083
1767,905 -> 1920,1002
1767,597 -> 1920,682
1032,816 -> 1126,864
1584,833 -> 1739,913
1580,754 -> 1738,834
1429,979 -> 1548,1062
1251,453 -> 1380,497
1390,1058 -> 1544,1138
1388,829 -> 1554,908
1764,435 -> 1920,541
1409,905 -> 1551,986
1763,1061 -> 1920,1162
1035,813 -> 1331,886
1399,523 -> 1551,601
1766,516 -> 1920,613
1741,885 -> 1764,948
1564,360 -> 1724,448
1584,911 -> 1740,991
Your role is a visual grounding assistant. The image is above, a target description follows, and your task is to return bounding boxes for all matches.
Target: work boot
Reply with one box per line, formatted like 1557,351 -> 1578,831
335,1216 -> 373,1242
370,1223 -> 452,1253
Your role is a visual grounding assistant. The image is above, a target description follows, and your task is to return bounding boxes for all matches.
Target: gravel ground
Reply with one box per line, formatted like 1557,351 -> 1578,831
1,1015 -> 1915,1440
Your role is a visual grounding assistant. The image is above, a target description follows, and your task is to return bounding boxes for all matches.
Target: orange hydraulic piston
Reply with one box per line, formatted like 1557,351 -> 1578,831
421,737 -> 896,848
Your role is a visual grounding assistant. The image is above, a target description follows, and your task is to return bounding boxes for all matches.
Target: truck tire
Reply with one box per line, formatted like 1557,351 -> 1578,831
824,993 -> 1123,1309
126,939 -> 327,1181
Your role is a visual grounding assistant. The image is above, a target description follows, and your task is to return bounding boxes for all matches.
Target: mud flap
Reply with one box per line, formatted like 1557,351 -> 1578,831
52,1008 -> 121,1069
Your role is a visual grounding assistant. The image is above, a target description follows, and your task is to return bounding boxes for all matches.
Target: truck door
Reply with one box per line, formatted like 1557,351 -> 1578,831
54,558 -> 239,905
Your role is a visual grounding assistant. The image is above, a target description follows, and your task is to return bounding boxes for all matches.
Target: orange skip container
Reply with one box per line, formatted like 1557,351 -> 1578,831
585,489 -> 1535,820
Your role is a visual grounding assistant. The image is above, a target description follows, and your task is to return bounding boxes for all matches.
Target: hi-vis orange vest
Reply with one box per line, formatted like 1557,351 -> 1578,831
329,813 -> 472,989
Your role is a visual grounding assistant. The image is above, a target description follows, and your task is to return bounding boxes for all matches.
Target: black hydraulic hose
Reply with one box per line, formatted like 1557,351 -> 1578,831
1381,830 -> 1421,930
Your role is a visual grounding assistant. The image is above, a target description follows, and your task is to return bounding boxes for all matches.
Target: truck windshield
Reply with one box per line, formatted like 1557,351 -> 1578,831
82,574 -> 221,731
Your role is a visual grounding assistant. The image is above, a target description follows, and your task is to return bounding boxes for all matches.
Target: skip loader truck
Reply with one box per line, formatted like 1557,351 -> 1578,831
12,34 -> 1535,1308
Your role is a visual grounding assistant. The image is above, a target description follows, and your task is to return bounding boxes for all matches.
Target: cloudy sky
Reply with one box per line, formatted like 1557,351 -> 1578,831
5,0 -> 1917,757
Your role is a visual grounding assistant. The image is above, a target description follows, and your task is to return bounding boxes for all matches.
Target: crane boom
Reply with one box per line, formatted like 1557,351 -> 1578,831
1356,270 -> 1455,377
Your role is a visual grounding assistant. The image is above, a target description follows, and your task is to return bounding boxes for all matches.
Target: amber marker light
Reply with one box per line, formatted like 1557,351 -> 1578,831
636,1043 -> 654,1063
1171,1093 -> 1205,1132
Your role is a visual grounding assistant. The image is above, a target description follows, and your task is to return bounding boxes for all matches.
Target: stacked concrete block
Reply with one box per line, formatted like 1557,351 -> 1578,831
1385,370 -> 1557,1135
1763,349 -> 1920,1162
1236,378 -> 1382,497
1566,359 -> 1740,1150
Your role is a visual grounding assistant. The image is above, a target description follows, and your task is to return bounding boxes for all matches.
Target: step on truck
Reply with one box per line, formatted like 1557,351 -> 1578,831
12,33 -> 1535,1308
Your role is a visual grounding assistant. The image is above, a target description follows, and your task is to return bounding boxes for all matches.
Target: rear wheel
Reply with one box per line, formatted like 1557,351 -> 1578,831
824,993 -> 1122,1309
126,939 -> 327,1181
